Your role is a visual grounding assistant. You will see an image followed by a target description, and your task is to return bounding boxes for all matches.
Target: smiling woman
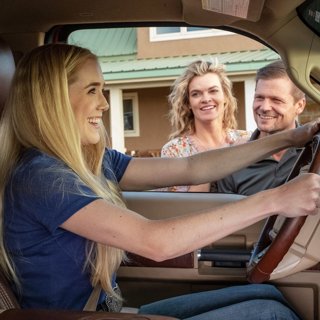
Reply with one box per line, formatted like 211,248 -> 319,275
68,58 -> 109,146
160,59 -> 251,192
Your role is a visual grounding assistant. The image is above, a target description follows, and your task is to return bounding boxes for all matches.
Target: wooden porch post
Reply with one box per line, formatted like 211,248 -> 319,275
109,87 -> 126,153
244,77 -> 256,131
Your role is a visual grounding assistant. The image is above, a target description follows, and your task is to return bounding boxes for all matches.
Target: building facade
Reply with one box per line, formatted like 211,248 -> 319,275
69,27 -> 283,154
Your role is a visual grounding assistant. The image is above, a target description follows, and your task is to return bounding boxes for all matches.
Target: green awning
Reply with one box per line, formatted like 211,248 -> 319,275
100,49 -> 280,81
68,27 -> 279,82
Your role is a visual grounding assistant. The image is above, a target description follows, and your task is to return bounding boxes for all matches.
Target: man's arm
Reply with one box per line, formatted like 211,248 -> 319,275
119,121 -> 320,191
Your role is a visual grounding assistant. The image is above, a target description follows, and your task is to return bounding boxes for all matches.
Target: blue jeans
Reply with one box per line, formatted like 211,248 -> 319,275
138,284 -> 301,320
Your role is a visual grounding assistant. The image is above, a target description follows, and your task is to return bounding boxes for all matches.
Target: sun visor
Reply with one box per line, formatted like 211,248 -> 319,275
201,0 -> 265,22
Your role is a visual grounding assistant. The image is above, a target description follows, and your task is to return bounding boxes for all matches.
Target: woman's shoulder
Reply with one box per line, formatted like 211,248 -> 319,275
19,148 -> 61,170
162,136 -> 189,149
9,149 -> 73,198
161,136 -> 193,157
14,149 -> 68,182
103,148 -> 131,182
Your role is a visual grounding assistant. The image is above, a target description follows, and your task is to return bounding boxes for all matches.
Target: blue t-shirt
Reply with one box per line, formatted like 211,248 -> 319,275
4,148 -> 131,310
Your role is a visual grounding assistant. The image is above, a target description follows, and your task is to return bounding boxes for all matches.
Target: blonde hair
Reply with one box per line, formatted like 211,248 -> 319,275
168,59 -> 238,139
0,44 -> 125,298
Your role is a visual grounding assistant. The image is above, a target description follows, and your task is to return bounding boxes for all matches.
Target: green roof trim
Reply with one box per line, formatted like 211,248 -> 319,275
68,27 -> 279,82
100,49 -> 280,81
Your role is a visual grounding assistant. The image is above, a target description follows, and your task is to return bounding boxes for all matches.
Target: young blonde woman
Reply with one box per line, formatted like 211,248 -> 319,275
1,44 -> 320,319
161,60 -> 250,192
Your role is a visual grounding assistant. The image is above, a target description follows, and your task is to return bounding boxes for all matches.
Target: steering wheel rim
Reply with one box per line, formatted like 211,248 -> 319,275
247,133 -> 320,283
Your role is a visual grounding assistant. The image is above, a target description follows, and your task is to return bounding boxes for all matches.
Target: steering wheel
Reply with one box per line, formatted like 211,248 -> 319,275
247,132 -> 320,283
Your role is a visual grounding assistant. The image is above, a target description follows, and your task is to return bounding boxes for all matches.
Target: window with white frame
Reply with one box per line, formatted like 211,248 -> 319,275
123,92 -> 140,137
150,26 -> 232,41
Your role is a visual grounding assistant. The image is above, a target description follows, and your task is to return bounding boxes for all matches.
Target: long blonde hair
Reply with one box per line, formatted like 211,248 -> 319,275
168,59 -> 238,139
0,44 -> 125,297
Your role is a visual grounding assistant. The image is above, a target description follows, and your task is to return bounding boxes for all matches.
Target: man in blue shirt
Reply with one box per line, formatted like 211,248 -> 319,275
215,60 -> 306,195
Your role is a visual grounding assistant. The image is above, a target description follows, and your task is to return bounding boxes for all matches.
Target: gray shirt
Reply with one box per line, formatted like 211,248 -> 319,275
215,129 -> 302,196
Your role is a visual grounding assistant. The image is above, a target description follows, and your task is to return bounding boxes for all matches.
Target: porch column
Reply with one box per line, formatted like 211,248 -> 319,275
109,87 -> 125,152
244,77 -> 256,132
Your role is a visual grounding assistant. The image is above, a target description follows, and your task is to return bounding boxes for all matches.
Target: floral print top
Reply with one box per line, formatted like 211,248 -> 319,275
160,129 -> 251,192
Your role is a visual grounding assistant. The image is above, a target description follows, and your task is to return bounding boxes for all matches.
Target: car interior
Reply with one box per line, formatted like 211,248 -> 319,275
0,0 -> 320,319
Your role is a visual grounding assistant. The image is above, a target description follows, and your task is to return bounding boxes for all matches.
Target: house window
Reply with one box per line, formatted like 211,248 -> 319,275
123,92 -> 140,137
150,26 -> 232,41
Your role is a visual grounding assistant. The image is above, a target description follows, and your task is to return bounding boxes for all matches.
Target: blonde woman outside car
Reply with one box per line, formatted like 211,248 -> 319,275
161,59 -> 250,192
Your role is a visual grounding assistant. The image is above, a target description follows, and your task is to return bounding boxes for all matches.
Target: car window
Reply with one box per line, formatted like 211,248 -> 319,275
67,25 -> 319,194
67,27 -> 274,155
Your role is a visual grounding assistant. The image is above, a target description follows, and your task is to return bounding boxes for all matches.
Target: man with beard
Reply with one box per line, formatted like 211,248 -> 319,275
214,60 -> 306,196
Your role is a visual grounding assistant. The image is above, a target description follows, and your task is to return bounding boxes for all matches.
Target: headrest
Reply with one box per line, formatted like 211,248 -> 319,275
0,37 -> 15,117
